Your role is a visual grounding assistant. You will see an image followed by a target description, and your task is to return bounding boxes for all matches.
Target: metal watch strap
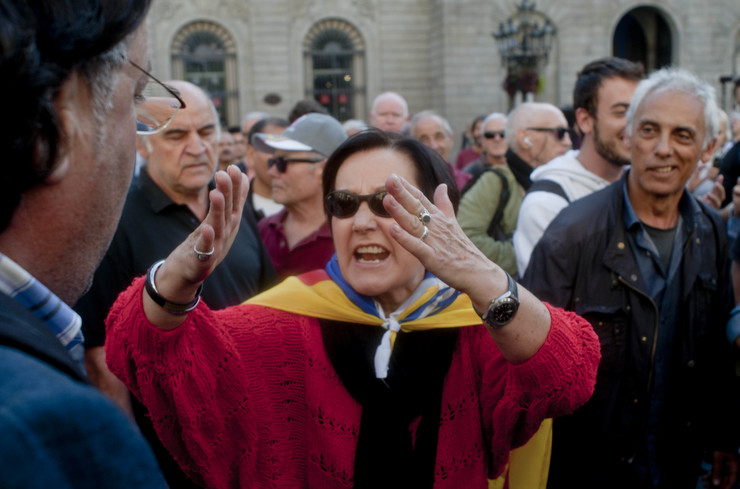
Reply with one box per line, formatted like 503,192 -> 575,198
144,259 -> 203,315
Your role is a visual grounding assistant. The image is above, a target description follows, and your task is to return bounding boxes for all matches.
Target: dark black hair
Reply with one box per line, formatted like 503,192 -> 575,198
247,117 -> 290,146
0,0 -> 151,231
322,129 -> 459,223
573,57 -> 645,117
288,98 -> 328,123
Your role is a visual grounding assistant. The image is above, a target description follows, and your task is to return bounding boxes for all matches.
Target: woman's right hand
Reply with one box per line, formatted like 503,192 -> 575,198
142,165 -> 248,329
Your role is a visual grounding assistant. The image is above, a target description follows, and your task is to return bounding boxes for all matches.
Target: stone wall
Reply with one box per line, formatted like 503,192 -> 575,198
145,0 -> 740,156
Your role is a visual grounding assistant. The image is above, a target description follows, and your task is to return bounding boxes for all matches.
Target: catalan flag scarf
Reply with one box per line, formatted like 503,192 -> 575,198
248,255 -> 552,489
247,254 -> 480,378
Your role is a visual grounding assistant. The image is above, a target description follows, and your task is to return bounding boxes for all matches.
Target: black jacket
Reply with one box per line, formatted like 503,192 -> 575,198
523,173 -> 738,488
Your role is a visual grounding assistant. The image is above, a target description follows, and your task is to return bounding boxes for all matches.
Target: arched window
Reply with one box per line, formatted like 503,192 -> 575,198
304,19 -> 366,122
613,7 -> 673,73
172,22 -> 238,126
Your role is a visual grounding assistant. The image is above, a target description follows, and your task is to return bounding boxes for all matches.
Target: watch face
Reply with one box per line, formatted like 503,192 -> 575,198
492,298 -> 518,323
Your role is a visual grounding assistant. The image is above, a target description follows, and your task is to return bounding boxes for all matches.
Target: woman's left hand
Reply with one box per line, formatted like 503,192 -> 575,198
384,172 -> 552,363
383,173 -> 502,302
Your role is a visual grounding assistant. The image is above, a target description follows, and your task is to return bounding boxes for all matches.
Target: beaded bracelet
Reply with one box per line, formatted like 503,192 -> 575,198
144,259 -> 203,315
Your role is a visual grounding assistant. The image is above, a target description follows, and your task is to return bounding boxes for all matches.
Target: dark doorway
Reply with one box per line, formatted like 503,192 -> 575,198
613,7 -> 672,72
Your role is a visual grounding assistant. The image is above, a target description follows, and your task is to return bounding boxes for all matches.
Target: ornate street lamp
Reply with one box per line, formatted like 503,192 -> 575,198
492,1 -> 556,101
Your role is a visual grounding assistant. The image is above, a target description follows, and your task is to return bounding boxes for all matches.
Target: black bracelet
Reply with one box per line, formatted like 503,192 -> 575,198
144,260 -> 203,315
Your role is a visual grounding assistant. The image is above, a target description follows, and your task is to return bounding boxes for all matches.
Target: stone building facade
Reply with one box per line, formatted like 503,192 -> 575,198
145,0 -> 740,152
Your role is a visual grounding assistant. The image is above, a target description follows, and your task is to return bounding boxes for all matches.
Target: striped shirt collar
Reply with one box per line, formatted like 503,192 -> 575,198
0,252 -> 85,366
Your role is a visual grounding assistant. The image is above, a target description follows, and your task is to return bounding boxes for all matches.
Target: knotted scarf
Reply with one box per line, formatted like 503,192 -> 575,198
247,255 -> 480,378
246,255 -> 552,488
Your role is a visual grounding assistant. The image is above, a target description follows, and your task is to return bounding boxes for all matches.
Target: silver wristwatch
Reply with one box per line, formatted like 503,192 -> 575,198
479,272 -> 520,329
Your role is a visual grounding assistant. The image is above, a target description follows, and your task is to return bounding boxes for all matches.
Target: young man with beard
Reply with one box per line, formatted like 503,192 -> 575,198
513,57 -> 644,275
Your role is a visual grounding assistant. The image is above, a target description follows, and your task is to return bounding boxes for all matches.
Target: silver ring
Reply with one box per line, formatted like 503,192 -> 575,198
419,225 -> 429,241
193,243 -> 215,261
418,208 -> 432,224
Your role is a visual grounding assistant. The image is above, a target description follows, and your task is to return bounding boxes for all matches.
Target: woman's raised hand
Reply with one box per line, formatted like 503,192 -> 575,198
142,165 -> 248,328
383,172 -> 552,363
382,173 -> 501,301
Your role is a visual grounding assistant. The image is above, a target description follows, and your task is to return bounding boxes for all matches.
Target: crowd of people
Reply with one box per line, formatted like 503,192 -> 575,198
3,2 -> 740,489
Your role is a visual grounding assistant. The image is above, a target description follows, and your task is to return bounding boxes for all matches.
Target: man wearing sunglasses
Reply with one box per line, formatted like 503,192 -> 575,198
457,111 -> 522,276
514,57 -> 644,276
253,113 -> 347,279
503,102 -> 572,192
462,112 -> 508,178
75,80 -> 276,488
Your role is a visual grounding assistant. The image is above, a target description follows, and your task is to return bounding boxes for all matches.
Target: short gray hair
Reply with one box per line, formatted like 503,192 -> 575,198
408,110 -> 453,137
625,67 -> 719,151
370,92 -> 409,117
481,112 -> 507,131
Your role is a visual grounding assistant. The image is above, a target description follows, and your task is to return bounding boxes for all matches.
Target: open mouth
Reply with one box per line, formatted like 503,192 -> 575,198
354,245 -> 390,263
651,165 -> 676,173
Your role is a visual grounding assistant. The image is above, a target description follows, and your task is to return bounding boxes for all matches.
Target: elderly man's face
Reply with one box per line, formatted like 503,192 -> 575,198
481,118 -> 508,159
413,116 -> 454,162
370,98 -> 407,133
627,89 -> 714,202
267,149 -> 325,207
139,82 -> 219,198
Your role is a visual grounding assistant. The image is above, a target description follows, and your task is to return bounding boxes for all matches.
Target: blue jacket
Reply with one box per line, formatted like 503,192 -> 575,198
0,292 -> 167,489
523,173 -> 739,488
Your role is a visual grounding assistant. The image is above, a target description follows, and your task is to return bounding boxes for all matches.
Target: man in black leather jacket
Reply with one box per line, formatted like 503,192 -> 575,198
524,67 -> 740,489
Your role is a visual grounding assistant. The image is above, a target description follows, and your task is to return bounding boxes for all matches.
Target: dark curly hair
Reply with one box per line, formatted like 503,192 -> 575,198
0,0 -> 150,231
322,129 -> 459,224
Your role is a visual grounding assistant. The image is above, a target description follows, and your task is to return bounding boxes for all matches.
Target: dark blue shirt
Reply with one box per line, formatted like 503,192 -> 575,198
622,180 -> 696,487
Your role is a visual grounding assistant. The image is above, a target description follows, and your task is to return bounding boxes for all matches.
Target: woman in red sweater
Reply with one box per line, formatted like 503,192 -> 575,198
105,130 -> 599,489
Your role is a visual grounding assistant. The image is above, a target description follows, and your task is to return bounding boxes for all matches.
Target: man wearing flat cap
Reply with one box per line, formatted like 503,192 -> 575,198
253,112 -> 347,278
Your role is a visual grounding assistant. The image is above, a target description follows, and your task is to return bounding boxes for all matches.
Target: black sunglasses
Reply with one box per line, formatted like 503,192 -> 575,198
483,130 -> 505,140
267,156 -> 324,173
526,127 -> 569,141
325,190 -> 390,218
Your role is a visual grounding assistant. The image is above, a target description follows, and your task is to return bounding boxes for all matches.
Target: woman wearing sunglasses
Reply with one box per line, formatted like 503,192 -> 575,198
105,130 -> 599,489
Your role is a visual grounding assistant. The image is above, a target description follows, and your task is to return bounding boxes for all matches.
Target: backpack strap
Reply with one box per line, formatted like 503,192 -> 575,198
528,179 -> 570,203
483,168 -> 510,238
460,167 -> 511,240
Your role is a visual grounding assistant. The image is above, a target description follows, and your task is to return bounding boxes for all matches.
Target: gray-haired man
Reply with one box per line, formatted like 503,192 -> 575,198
524,68 -> 739,489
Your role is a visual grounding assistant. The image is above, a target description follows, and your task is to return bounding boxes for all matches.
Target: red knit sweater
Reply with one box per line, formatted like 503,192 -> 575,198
106,277 -> 599,489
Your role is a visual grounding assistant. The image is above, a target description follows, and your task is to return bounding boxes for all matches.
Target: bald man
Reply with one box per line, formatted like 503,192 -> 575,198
505,102 -> 572,190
